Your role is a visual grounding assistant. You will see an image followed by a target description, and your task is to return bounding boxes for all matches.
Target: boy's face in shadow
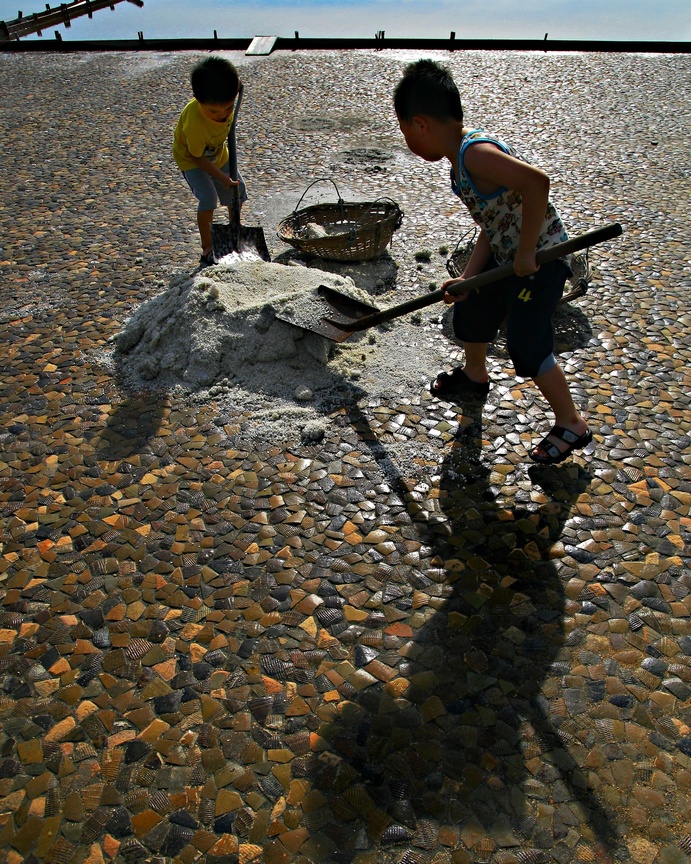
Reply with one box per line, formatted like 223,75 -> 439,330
198,99 -> 235,124
397,112 -> 442,162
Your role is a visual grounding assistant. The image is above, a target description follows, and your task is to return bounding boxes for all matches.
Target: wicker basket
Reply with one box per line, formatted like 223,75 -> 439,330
277,178 -> 403,262
446,227 -> 478,278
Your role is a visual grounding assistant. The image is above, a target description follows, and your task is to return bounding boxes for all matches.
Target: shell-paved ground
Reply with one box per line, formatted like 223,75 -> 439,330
0,46 -> 690,864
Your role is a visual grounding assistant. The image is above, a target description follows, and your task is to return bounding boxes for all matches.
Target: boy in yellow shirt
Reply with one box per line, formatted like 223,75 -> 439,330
173,56 -> 246,267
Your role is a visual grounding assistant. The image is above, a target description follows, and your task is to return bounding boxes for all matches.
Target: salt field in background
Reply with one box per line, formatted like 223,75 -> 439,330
1,0 -> 690,42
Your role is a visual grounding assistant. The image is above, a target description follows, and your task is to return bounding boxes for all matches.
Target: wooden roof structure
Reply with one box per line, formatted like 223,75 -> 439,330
1,0 -> 143,41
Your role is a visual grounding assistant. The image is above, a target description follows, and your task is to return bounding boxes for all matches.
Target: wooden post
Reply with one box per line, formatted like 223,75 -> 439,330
450,30 -> 455,51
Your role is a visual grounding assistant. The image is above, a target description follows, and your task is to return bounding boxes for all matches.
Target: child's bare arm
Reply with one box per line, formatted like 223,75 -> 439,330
190,154 -> 240,190
463,143 -> 550,277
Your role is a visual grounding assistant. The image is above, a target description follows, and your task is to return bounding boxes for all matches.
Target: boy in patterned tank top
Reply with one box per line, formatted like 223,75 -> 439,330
394,59 -> 592,464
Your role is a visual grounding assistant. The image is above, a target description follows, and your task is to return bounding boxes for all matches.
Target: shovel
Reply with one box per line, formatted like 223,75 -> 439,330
310,222 -> 622,342
210,84 -> 271,262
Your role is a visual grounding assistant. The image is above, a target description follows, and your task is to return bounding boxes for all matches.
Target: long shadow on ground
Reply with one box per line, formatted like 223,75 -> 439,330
305,404 -> 622,861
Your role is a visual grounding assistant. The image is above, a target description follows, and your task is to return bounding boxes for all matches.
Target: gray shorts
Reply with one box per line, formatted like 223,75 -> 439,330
182,161 -> 247,211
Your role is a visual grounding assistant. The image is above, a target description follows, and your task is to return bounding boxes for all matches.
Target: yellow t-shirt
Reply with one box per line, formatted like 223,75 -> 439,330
172,99 -> 233,171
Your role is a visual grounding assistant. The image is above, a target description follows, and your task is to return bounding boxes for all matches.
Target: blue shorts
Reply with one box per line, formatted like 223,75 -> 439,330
182,161 -> 247,212
452,258 -> 570,379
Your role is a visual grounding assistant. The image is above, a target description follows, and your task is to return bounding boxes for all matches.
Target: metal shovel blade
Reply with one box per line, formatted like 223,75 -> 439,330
274,284 -> 380,343
211,222 -> 271,262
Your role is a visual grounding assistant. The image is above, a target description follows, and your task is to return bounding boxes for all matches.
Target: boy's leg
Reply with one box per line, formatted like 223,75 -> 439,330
532,363 -> 589,458
504,261 -> 589,459
431,260 -> 505,393
182,168 -> 219,257
462,342 -> 491,384
197,210 -> 214,256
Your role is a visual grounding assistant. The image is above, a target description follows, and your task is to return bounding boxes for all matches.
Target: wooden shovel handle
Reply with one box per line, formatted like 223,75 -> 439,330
335,222 -> 623,332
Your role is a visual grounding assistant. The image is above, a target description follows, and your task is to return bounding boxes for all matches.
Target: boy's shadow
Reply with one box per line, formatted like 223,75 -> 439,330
306,403 -> 621,859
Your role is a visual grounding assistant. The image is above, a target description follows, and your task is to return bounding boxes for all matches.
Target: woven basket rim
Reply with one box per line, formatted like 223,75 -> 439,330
278,200 -> 401,234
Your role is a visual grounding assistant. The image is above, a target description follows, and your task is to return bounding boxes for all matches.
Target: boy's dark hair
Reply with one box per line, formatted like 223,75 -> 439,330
393,59 -> 463,123
191,56 -> 239,104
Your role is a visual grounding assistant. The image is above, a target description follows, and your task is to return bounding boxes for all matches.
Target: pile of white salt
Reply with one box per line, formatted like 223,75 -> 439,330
109,256 -> 449,446
114,258 -> 374,384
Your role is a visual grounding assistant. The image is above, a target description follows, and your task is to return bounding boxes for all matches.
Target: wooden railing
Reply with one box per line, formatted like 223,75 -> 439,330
0,0 -> 143,41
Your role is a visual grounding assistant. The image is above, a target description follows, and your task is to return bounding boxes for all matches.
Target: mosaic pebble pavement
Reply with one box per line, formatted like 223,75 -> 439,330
1,45 -> 690,864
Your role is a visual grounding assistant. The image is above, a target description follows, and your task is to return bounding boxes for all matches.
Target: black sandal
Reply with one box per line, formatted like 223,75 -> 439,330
430,366 -> 490,399
199,250 -> 216,268
530,425 -> 593,465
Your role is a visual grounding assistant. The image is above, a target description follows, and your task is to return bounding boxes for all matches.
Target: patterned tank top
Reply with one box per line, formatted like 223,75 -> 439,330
451,128 -> 568,265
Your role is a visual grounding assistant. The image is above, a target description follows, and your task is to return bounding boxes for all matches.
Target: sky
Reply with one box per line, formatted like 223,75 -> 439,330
1,0 -> 689,42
